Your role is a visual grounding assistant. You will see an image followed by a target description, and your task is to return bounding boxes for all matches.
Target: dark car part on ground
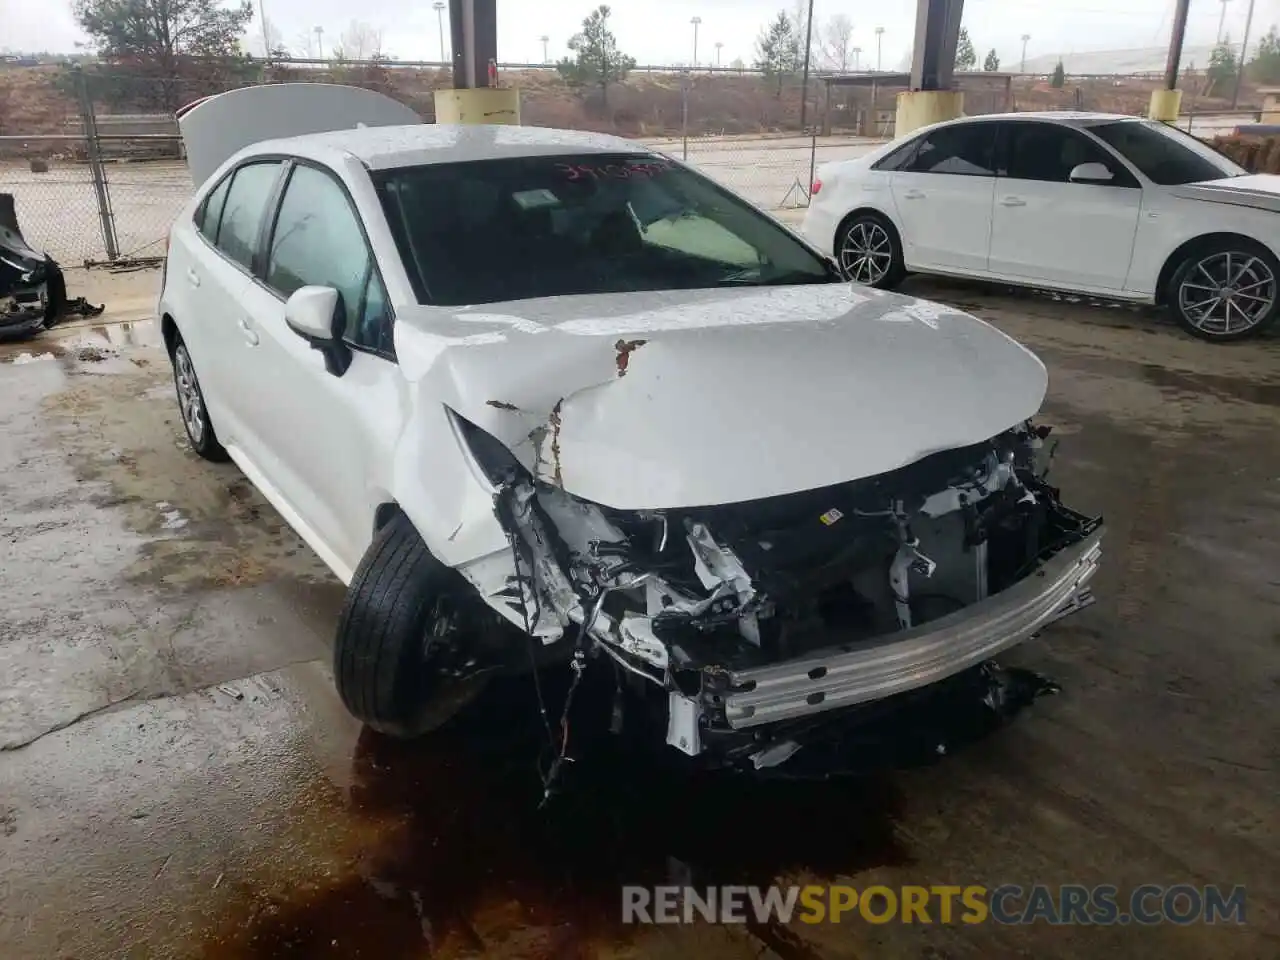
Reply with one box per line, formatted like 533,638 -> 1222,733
1,192 -> 103,339
460,419 -> 1101,783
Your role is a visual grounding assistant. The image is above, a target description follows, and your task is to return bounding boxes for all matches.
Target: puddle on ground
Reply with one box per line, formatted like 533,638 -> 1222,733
200,663 -> 1052,959
0,317 -> 162,365
1139,363 -> 1280,408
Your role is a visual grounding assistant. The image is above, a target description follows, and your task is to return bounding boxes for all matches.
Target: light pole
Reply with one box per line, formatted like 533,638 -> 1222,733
1216,0 -> 1232,43
432,1 -> 446,64
690,17 -> 701,69
1020,34 -> 1031,72
852,47 -> 861,71
539,34 -> 550,63
875,26 -> 884,72
715,41 -> 723,68
1232,0 -> 1256,108
314,25 -> 324,59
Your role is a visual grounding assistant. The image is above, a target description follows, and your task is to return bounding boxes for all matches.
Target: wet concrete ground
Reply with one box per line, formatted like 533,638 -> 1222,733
1,269 -> 1277,959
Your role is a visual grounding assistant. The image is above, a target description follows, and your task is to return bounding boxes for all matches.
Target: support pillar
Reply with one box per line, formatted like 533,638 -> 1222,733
1148,89 -> 1183,122
895,90 -> 964,137
434,0 -> 520,125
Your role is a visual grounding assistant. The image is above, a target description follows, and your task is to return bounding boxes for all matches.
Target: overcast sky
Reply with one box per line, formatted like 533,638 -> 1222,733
2,0 -> 1277,68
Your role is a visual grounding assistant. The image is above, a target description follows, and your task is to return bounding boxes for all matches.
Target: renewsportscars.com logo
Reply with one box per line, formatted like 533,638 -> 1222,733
621,884 -> 1247,926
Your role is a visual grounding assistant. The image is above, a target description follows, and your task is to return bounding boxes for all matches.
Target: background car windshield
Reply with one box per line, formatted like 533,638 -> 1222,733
376,153 -> 834,305
1088,121 -> 1244,185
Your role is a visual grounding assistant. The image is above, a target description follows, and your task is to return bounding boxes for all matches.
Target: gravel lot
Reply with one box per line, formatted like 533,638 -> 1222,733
0,265 -> 1276,959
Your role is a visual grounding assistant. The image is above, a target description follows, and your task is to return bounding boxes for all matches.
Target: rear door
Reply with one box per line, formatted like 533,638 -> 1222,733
988,121 -> 1141,291
172,160 -> 286,445
890,121 -> 998,273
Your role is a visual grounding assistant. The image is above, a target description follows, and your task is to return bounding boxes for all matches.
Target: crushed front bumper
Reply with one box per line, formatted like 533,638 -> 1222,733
718,530 -> 1103,729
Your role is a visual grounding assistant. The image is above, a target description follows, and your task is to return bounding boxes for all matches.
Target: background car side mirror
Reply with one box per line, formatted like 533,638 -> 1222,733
1068,162 -> 1115,184
285,285 -> 351,376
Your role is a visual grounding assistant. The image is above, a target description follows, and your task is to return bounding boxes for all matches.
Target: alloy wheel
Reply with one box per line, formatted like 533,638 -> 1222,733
839,220 -> 894,285
1177,250 -> 1277,338
174,345 -> 205,445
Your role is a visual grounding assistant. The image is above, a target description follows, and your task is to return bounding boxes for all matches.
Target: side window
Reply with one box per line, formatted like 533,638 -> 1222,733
196,174 -> 232,243
1004,123 -> 1130,185
216,162 -> 283,270
265,164 -> 390,352
872,138 -> 920,172
907,124 -> 997,176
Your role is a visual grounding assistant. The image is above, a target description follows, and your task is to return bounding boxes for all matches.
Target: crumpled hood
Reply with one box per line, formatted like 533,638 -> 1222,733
395,284 -> 1047,509
1170,174 -> 1280,213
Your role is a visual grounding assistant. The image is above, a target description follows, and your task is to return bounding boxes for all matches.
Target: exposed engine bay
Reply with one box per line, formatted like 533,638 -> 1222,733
464,419 -> 1102,773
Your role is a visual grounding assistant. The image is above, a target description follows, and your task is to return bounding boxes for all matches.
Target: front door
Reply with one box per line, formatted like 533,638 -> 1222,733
988,121 -> 1142,291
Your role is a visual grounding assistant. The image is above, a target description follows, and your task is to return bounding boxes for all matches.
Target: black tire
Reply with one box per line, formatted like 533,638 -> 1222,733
334,512 -> 492,738
835,212 -> 906,289
168,334 -> 229,461
1166,238 -> 1280,342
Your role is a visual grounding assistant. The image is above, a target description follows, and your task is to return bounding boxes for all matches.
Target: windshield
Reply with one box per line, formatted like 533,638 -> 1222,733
375,153 -> 836,306
1087,120 -> 1245,185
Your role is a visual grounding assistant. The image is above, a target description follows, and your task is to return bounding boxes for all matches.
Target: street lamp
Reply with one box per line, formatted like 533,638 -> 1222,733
1020,34 -> 1031,72
852,46 -> 861,72
432,1 -> 447,64
874,26 -> 884,72
715,41 -> 723,68
314,25 -> 324,59
539,34 -> 550,63
690,17 -> 702,69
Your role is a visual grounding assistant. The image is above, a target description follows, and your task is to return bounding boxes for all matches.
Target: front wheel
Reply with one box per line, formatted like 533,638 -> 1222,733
1167,241 -> 1280,342
835,213 -> 906,289
169,336 -> 228,461
334,512 -> 493,738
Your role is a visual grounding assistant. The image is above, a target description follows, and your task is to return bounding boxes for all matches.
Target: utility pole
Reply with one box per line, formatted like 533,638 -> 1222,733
314,25 -> 324,59
852,47 -> 861,71
1216,0 -> 1233,43
1232,0 -> 1255,107
1020,34 -> 1030,72
715,41 -> 723,67
690,17 -> 701,68
799,0 -> 815,131
875,26 -> 884,72
258,0 -> 270,62
433,1 -> 447,63
539,34 -> 550,63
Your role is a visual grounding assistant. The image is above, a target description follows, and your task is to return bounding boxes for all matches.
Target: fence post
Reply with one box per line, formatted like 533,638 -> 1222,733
807,128 -> 817,201
73,65 -> 119,262
680,69 -> 689,161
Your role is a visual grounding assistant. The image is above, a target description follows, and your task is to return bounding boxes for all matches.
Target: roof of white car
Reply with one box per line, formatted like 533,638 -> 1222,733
252,124 -> 651,171
943,111 -> 1138,126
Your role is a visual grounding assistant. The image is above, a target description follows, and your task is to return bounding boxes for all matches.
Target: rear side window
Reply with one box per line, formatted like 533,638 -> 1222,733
907,124 -> 997,176
872,139 -> 920,172
216,162 -> 282,270
265,164 -> 390,353
196,175 -> 232,242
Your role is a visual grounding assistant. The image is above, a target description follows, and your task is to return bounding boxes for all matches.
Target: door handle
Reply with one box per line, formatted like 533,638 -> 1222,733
237,317 -> 260,346
902,189 -> 925,199
186,268 -> 200,288
1000,196 -> 1027,207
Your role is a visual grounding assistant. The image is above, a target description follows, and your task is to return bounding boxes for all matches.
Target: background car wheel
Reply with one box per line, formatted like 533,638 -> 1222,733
334,512 -> 494,738
169,336 -> 228,461
1167,240 -> 1280,342
835,212 -> 906,289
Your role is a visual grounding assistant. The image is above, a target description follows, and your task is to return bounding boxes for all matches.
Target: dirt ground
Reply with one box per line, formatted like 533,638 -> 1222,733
0,267 -> 1277,960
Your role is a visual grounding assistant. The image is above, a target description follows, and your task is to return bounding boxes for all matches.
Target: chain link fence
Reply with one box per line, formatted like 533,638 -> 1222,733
2,60 -> 1258,265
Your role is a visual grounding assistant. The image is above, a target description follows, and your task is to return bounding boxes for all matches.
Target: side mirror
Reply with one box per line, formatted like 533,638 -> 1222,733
285,285 -> 351,376
1068,162 -> 1115,184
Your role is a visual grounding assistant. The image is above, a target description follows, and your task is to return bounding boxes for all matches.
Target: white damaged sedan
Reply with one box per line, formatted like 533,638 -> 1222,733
160,85 -> 1102,771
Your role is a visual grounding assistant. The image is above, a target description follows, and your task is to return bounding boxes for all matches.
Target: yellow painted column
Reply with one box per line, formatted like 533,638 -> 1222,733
433,87 -> 521,125
1148,89 -> 1183,123
894,90 -> 964,138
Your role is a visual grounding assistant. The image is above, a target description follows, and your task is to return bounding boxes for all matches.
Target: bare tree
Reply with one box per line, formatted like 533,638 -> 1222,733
332,19 -> 383,61
821,13 -> 854,71
789,0 -> 811,70
295,29 -> 317,58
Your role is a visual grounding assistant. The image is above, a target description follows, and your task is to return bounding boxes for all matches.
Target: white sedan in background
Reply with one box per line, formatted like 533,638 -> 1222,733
803,112 -> 1280,342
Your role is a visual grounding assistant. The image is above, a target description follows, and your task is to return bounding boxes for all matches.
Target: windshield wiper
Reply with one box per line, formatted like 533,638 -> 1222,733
717,268 -> 833,287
